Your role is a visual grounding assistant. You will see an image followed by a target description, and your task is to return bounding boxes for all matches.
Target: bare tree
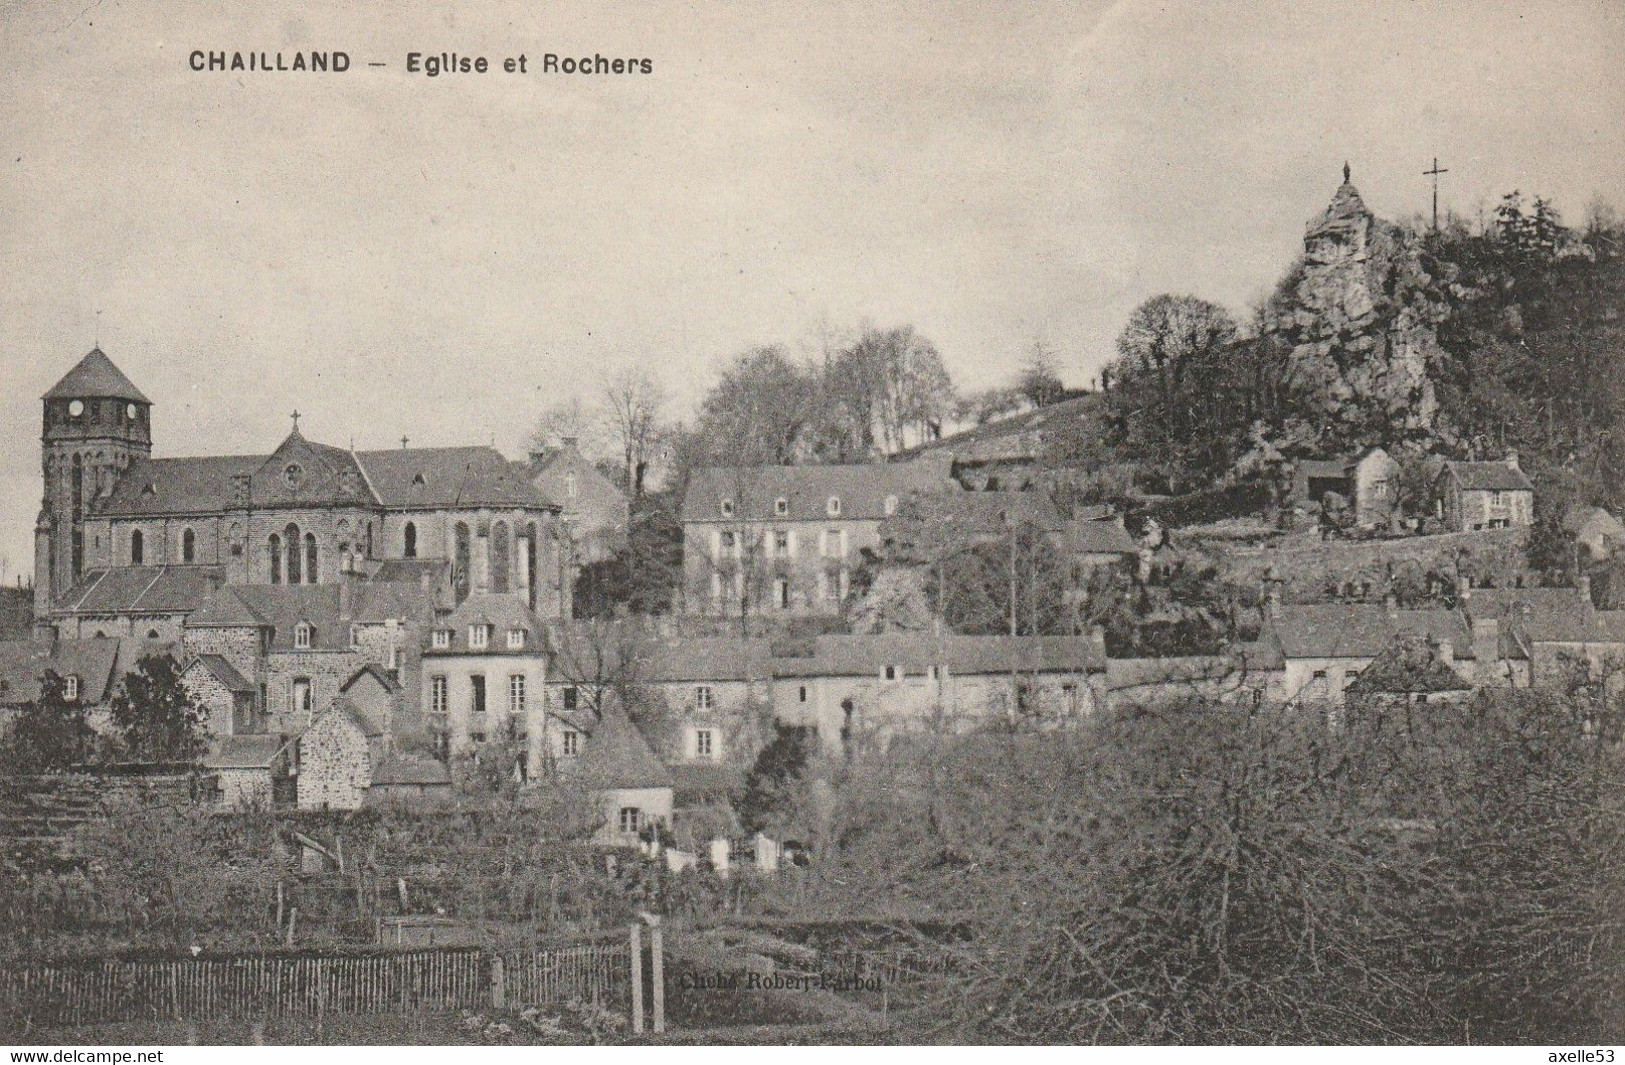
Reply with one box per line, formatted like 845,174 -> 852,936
600,367 -> 670,499
526,394 -> 611,461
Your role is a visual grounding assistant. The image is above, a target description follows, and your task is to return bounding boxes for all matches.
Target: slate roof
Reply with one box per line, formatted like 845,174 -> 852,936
204,735 -> 285,769
0,637 -> 122,705
1272,605 -> 1473,660
426,593 -> 546,654
548,625 -> 772,685
94,440 -> 555,519
576,708 -> 673,791
1070,517 -> 1139,556
56,566 -> 223,615
1346,637 -> 1471,696
186,582 -> 435,651
96,456 -> 257,517
682,459 -> 957,523
43,348 -> 151,403
341,663 -> 402,695
371,756 -> 451,786
1442,460 -> 1534,493
188,653 -> 255,693
802,633 -> 1105,677
354,446 -> 556,510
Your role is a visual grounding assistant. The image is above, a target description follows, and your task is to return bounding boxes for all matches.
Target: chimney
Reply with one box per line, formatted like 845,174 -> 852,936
562,436 -> 579,450
1264,589 -> 1282,621
1504,452 -> 1520,471
339,577 -> 352,621
231,473 -> 251,507
1383,591 -> 1398,614
1435,638 -> 1454,666
1088,625 -> 1107,664
1471,616 -> 1500,673
1579,575 -> 1594,611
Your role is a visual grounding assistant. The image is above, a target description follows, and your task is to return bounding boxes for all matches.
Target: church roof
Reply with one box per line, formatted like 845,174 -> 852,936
96,455 -> 261,517
56,565 -> 223,615
355,446 -> 556,510
43,348 -> 151,404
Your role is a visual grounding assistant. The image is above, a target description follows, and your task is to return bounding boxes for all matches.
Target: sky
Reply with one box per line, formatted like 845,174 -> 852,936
1,0 -> 1622,578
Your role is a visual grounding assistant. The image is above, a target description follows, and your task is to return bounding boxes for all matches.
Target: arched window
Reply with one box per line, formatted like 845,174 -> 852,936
490,521 -> 510,593
294,622 -> 312,650
285,524 -> 301,584
71,453 -> 83,517
146,629 -> 159,640
181,528 -> 195,563
269,534 -> 282,583
453,522 -> 472,603
403,521 -> 417,558
130,529 -> 144,565
305,532 -> 318,584
524,523 -> 539,609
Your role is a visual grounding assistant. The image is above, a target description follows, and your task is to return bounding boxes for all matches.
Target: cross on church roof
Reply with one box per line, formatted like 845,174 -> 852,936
290,409 -> 301,432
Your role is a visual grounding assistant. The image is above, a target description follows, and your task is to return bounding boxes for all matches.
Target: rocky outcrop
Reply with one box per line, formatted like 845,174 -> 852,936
1267,168 -> 1444,448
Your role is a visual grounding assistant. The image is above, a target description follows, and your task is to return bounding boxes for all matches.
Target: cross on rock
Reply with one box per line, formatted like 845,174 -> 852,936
1425,157 -> 1450,230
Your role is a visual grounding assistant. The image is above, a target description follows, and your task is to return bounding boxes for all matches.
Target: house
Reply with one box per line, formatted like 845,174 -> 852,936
0,636 -> 124,727
564,704 -> 674,844
203,734 -> 290,807
528,438 -> 629,566
772,631 -> 1107,748
1344,634 -> 1473,705
1267,602 -> 1513,704
366,755 -> 453,807
680,456 -> 957,617
1289,448 -> 1400,527
547,625 -> 774,769
1465,581 -> 1625,687
296,697 -> 386,810
1564,505 -> 1625,562
420,593 -> 549,777
181,652 -> 262,738
1434,454 -> 1534,532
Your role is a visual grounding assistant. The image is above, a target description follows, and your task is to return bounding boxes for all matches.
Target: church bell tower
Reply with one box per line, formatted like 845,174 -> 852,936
38,348 -> 153,618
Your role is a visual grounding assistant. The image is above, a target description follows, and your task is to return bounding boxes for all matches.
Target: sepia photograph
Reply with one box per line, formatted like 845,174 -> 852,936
1,0 -> 1622,1051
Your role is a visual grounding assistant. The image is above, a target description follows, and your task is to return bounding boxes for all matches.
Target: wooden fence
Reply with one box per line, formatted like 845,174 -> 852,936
0,942 -> 629,1028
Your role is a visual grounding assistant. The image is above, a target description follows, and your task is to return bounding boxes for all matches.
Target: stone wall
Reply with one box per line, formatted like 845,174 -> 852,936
297,712 -> 374,811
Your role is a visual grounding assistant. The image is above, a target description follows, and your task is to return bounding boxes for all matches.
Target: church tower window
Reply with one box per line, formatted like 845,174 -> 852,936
181,528 -> 195,563
490,521 -> 510,593
130,529 -> 143,565
305,532 -> 318,584
403,521 -> 417,558
269,534 -> 282,583
285,524 -> 302,584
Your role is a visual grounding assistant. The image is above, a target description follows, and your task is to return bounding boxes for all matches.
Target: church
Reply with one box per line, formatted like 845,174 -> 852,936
34,348 -> 569,641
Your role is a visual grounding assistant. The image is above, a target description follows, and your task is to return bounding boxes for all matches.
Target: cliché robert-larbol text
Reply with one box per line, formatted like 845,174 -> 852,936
187,50 -> 653,75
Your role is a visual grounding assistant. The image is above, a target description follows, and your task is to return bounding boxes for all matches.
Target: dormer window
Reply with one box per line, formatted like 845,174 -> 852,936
469,624 -> 490,650
884,494 -> 898,516
695,685 -> 714,711
827,496 -> 841,517
64,675 -> 79,701
775,497 -> 789,516
294,623 -> 312,650
349,624 -> 360,649
283,464 -> 304,490
883,665 -> 898,682
506,628 -> 525,650
140,483 -> 157,497
412,472 -> 427,488
720,498 -> 735,518
565,473 -> 578,499
432,628 -> 450,649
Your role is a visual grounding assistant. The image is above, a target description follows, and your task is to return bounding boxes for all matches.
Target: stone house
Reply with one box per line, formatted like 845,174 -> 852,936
366,756 -> 453,807
420,593 -> 549,778
0,635 -> 124,728
1434,455 -> 1535,532
546,626 -> 774,770
203,734 -> 290,808
1564,505 -> 1625,562
1466,583 -> 1625,687
181,653 -> 261,738
561,705 -> 674,844
528,438 -> 629,567
1289,448 -> 1400,527
296,698 -> 386,810
680,457 -> 956,617
1267,602 -> 1516,705
771,632 -> 1107,750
